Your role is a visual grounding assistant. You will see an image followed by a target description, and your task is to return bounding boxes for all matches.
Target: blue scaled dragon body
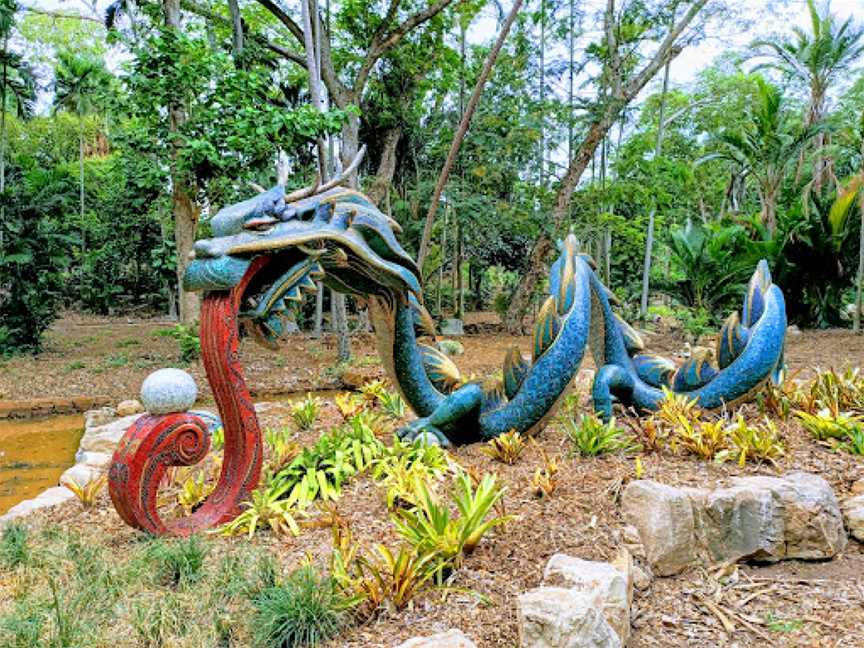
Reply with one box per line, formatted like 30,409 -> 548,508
185,185 -> 787,446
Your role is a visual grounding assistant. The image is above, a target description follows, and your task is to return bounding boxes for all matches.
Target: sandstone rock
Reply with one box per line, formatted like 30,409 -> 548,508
543,554 -> 631,644
623,473 -> 847,575
79,414 -> 141,455
631,563 -> 652,590
0,487 -> 76,526
621,480 -> 705,576
518,587 -> 621,648
84,407 -> 117,428
842,494 -> 864,542
396,629 -> 477,647
74,451 -> 112,470
116,399 -> 144,417
851,480 -> 864,496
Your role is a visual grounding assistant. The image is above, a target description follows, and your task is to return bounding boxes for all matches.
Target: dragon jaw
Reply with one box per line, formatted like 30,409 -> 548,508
183,186 -> 421,347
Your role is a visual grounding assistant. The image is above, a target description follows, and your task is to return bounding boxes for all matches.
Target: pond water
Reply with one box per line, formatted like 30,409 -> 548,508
0,414 -> 85,515
0,390 -> 345,515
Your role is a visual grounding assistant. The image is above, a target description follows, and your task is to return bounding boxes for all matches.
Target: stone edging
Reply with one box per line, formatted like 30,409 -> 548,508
0,396 -> 112,420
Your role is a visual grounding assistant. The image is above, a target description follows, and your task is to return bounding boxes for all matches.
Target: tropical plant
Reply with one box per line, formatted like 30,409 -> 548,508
376,389 -> 406,419
701,77 -> 820,235
719,416 -> 785,466
481,430 -> 526,464
796,407 -> 863,441
252,564 -> 354,648
63,474 -> 107,508
673,417 -> 728,460
176,471 -> 215,515
220,479 -> 305,538
334,392 -> 365,419
291,394 -> 321,430
264,427 -> 301,471
156,324 -> 200,363
565,414 -> 640,456
838,426 -> 864,455
530,448 -> 559,499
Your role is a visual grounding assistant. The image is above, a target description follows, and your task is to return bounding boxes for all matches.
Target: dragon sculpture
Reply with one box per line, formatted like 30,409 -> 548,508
108,178 -> 787,536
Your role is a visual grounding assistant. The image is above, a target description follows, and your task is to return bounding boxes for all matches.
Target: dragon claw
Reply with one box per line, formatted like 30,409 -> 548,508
397,419 -> 452,448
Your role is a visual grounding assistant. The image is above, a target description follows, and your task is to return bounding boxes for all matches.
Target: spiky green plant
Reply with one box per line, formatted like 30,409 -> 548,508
565,414 -> 640,456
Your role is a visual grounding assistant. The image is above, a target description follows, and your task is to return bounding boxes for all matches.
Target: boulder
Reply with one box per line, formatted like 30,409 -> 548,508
74,451 -> 112,470
440,319 -> 464,336
622,473 -> 847,576
396,629 -> 477,647
842,494 -> 864,542
621,480 -> 705,576
116,399 -> 144,417
518,587 -> 621,648
543,554 -> 631,644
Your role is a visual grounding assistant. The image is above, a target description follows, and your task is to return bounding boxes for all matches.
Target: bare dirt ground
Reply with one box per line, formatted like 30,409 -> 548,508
2,312 -> 864,646
2,311 -> 863,404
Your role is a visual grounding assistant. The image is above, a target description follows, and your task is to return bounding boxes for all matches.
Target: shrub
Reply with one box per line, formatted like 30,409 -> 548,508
156,324 -> 201,363
565,414 -> 640,456
252,565 -> 353,648
719,416 -> 785,466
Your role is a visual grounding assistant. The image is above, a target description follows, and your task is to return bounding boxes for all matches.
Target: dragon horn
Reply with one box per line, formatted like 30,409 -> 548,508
248,181 -> 267,194
283,146 -> 367,202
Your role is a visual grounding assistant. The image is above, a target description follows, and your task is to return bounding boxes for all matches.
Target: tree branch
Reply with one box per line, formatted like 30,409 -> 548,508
253,0 -> 306,44
20,6 -> 103,23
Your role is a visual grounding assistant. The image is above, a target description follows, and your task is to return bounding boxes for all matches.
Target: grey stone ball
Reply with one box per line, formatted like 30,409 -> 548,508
141,368 -> 197,415
414,431 -> 448,448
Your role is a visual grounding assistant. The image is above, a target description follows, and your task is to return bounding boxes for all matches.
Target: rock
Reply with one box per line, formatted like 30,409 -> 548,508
116,399 -> 144,417
543,554 -> 631,644
396,629 -> 477,648
79,414 -> 141,455
518,587 -> 621,648
621,480 -> 705,576
436,339 -> 465,356
440,319 -> 464,336
842,494 -> 864,542
84,407 -> 117,428
631,563 -> 652,590
0,487 -> 76,526
74,451 -> 112,470
851,480 -> 864,496
623,473 -> 847,575
140,368 -> 197,414
787,324 -> 802,336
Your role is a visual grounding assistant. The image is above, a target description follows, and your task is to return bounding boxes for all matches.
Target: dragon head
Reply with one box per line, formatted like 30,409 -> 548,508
184,184 -> 421,347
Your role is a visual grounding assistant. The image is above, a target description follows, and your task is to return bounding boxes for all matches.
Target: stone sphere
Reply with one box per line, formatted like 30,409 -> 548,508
140,368 -> 197,415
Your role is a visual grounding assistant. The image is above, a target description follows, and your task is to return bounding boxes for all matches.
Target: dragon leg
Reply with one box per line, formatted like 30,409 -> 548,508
397,383 -> 483,447
592,364 -> 636,420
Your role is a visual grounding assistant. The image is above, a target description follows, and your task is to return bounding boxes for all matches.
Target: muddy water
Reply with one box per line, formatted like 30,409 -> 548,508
0,414 -> 84,515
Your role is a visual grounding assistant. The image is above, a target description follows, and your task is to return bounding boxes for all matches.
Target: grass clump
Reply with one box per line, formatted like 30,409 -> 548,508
252,564 -> 353,648
481,430 -> 527,464
0,522 -> 29,569
146,535 -> 208,588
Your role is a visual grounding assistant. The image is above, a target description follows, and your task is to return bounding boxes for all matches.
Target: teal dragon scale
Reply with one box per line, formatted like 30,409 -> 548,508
184,184 -> 787,446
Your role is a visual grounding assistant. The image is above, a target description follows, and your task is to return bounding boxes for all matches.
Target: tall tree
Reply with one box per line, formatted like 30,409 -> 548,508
752,0 -> 864,191
416,0 -> 524,268
504,0 -> 712,332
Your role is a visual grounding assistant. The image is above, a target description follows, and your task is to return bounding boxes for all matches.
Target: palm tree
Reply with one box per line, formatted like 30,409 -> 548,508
702,78 -> 820,235
752,0 -> 864,190
1,0 -> 36,248
53,52 -> 108,252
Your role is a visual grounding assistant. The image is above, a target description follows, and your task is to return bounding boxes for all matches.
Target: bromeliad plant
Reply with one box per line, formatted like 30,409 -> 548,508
264,427 -> 301,471
392,470 -> 511,579
291,394 -> 321,430
372,436 -> 452,510
718,416 -> 785,466
481,430 -> 526,464
63,475 -> 107,509
220,477 -> 305,539
565,414 -> 641,456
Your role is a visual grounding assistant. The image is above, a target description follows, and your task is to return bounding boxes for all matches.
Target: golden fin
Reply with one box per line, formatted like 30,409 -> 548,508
503,346 -> 531,400
614,314 -> 644,355
533,296 -> 561,362
419,343 -> 462,393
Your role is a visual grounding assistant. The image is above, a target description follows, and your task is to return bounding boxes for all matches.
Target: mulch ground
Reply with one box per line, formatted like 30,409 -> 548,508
2,313 -> 864,646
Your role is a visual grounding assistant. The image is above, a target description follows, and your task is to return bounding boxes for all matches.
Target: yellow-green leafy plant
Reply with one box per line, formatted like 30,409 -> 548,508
291,394 -> 321,430
837,427 -> 864,455
673,417 -> 728,460
481,430 -> 526,464
177,471 -> 216,515
392,470 -> 511,578
530,448 -> 558,498
63,474 -> 107,509
656,388 -> 702,427
264,427 -> 301,471
795,408 -> 863,441
210,425 -> 225,451
808,367 -> 864,414
757,374 -> 804,420
219,480 -> 305,538
719,416 -> 785,466
565,414 -> 641,456
638,416 -> 669,453
376,389 -> 406,419
359,379 -> 387,402
335,392 -> 365,419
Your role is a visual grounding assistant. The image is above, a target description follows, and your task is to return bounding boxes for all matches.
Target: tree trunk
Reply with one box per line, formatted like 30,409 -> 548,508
416,0 -> 524,269
227,0 -> 244,62
163,0 -> 200,325
79,120 -> 86,295
1,44 -> 7,253
855,195 -> 863,333
333,289 -> 350,360
313,281 -> 324,337
639,58 -> 671,317
366,126 -> 401,205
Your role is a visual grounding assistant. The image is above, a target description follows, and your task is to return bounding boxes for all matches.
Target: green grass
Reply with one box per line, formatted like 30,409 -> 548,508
145,536 -> 208,588
252,564 -> 354,648
0,522 -> 29,568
